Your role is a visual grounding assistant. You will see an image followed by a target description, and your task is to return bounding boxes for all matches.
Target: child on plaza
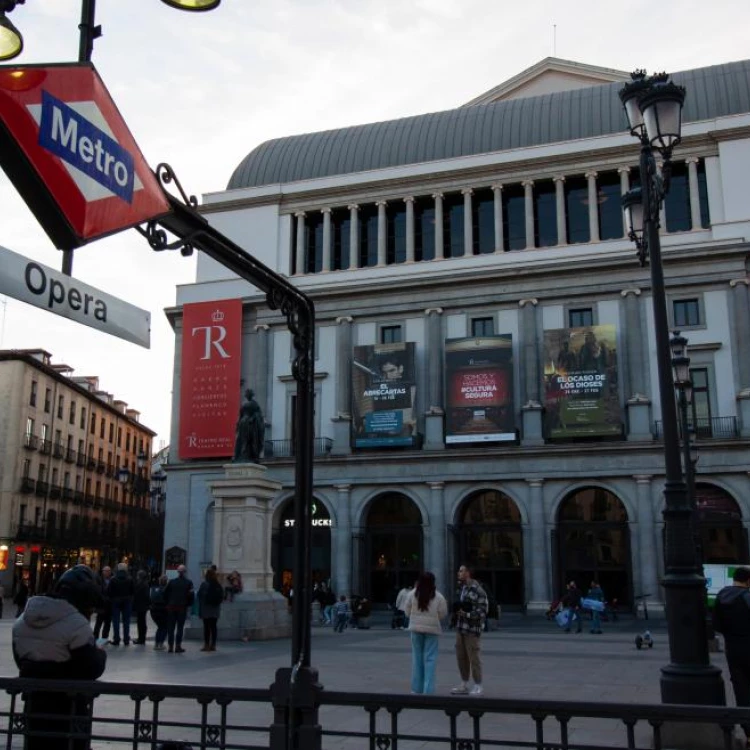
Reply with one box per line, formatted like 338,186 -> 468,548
333,595 -> 351,633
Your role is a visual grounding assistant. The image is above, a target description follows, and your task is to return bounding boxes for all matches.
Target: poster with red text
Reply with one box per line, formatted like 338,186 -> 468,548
179,299 -> 242,459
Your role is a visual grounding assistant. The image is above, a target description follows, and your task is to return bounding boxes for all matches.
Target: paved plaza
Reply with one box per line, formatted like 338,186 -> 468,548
0,612 -> 741,748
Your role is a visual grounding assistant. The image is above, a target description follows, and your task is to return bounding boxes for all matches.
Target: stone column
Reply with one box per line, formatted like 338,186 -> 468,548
332,316 -> 354,455
491,183 -> 503,252
377,200 -> 387,266
527,479 -> 549,608
585,171 -> 600,243
621,288 -> 651,440
635,475 -> 661,608
433,193 -> 444,260
404,196 -> 415,263
462,188 -> 473,255
519,297 -> 543,445
294,211 -> 305,275
321,207 -> 332,272
253,324 -> 271,444
618,167 -> 631,236
522,180 -> 534,250
553,175 -> 566,246
348,204 -> 359,269
334,484 -> 352,597
427,482 -> 446,592
686,158 -> 702,231
731,277 -> 750,436
424,307 -> 445,450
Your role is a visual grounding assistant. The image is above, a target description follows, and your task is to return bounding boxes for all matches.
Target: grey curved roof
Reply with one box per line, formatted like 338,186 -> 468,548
228,60 -> 750,190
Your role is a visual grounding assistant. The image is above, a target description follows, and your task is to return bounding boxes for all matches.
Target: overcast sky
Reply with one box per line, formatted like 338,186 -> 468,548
1,0 -> 749,448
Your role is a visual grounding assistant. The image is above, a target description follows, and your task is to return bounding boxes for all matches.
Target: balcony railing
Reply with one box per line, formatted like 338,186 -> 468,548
49,484 -> 62,499
86,456 -> 96,469
19,477 -> 35,494
106,463 -> 114,477
263,437 -> 333,459
65,448 -> 76,463
62,487 -> 73,501
14,523 -> 47,541
23,434 -> 38,450
96,460 -> 106,474
34,480 -> 49,497
73,490 -> 84,505
654,416 -> 740,440
52,442 -> 65,458
38,439 -> 51,455
76,453 -> 86,467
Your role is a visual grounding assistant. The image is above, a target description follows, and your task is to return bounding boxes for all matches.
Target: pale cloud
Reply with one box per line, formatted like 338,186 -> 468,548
1,0 -> 749,446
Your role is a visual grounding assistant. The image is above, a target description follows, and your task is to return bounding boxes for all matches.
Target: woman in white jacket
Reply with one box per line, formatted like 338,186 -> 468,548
403,571 -> 448,694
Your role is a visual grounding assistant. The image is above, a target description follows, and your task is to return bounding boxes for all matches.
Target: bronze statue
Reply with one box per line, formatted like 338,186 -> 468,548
233,389 -> 264,462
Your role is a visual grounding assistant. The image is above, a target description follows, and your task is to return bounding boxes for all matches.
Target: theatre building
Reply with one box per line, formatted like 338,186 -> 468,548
164,57 -> 750,612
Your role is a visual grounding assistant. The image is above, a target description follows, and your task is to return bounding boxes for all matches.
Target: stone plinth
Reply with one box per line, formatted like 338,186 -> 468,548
199,462 -> 291,641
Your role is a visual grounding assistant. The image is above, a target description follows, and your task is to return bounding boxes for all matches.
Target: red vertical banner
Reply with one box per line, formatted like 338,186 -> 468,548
179,299 -> 243,459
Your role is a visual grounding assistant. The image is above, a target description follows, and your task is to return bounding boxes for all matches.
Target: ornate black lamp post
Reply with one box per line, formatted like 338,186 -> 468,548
620,72 -> 725,705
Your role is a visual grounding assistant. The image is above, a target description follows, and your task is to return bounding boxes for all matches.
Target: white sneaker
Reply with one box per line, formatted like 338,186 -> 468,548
450,684 -> 469,695
469,685 -> 483,696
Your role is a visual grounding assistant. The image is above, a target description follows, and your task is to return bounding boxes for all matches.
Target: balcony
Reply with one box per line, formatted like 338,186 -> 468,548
96,460 -> 106,474
62,487 -> 73,501
76,453 -> 86,468
38,439 -> 52,455
19,477 -> 35,494
49,484 -> 62,500
83,494 -> 94,508
35,480 -> 49,497
65,448 -> 76,463
73,490 -> 84,505
86,456 -> 96,470
654,416 -> 740,440
53,442 -> 65,459
23,434 -> 38,450
106,463 -> 114,477
14,523 -> 46,542
263,437 -> 333,459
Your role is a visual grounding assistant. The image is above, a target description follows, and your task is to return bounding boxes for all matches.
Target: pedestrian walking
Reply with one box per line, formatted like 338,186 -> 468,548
12,565 -> 107,750
108,563 -> 134,645
323,586 -> 336,625
586,580 -> 604,634
450,564 -> 487,696
133,570 -> 151,644
14,578 -> 29,617
396,582 -> 415,629
712,566 -> 750,748
93,566 -> 112,640
164,565 -> 194,653
333,595 -> 350,633
150,575 -> 169,650
197,568 -> 223,651
404,571 -> 448,694
562,581 -> 582,634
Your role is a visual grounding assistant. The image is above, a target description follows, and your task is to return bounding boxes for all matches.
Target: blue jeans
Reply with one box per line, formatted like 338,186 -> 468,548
167,608 -> 188,647
334,613 -> 348,633
110,599 -> 132,643
565,607 -> 581,632
410,632 -> 439,694
591,609 -> 602,632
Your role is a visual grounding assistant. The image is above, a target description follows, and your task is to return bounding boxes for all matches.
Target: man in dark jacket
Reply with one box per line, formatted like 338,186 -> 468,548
562,580 -> 582,634
712,566 -> 750,744
93,565 -> 112,640
13,564 -> 106,750
108,563 -> 135,646
164,565 -> 194,653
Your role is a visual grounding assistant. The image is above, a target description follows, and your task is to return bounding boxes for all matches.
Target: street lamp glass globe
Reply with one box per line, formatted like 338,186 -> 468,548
160,0 -> 221,10
669,330 -> 688,360
621,187 -> 644,238
619,73 -> 649,137
639,82 -> 686,155
117,466 -> 129,484
0,14 -> 22,61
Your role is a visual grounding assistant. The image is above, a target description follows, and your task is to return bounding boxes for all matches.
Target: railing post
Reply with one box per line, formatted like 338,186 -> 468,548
270,667 -> 322,750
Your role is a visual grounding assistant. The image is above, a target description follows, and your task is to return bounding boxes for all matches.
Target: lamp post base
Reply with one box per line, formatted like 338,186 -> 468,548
660,663 -> 726,705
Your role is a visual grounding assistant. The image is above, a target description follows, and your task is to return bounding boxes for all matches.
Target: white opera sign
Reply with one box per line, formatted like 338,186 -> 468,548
0,245 -> 151,348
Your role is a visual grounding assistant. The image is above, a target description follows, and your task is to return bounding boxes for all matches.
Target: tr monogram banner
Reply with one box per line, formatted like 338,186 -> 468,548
179,299 -> 242,459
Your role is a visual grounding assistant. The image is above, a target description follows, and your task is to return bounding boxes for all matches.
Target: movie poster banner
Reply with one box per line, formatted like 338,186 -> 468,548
179,299 -> 243,459
352,342 -> 417,448
543,324 -> 622,439
445,336 -> 515,444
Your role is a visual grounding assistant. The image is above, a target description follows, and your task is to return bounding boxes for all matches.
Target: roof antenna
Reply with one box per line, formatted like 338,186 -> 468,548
553,24 -> 557,57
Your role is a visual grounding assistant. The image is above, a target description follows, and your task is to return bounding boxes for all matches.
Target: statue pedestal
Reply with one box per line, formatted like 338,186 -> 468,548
200,462 -> 291,641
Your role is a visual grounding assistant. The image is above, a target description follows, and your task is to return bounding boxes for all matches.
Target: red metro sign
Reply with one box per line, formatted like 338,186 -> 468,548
0,63 -> 169,249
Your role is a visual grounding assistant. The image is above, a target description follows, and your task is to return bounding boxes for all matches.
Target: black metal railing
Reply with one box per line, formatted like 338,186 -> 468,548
15,523 -> 47,541
654,416 -> 740,440
49,484 -> 62,499
96,460 -> 106,474
34,480 -> 49,497
38,439 -> 52,455
86,456 -> 96,469
52,442 -> 65,458
23,433 -> 38,450
0,677 -> 746,750
19,476 -> 35,493
65,447 -> 77,463
263,437 -> 333,458
76,453 -> 86,468
62,487 -> 73,501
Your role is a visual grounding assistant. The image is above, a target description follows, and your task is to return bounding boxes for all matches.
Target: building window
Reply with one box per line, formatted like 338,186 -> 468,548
26,417 -> 35,436
69,400 -> 76,425
63,471 -> 70,488
126,432 -> 131,452
109,422 -> 114,443
690,367 -> 712,435
697,159 -> 711,228
80,407 -> 86,430
100,418 -> 106,439
386,202 -> 407,265
380,325 -> 403,344
41,424 -> 48,443
77,439 -> 84,455
22,459 -> 30,478
359,204 -> 378,268
443,193 -> 464,259
471,317 -> 495,337
568,308 -> 594,328
44,388 -> 51,413
37,463 -> 46,482
415,197 -> 435,262
503,184 -> 525,251
305,212 -> 324,273
117,427 -> 122,448
472,188 -> 495,254
54,429 -> 61,447
332,209 -> 351,271
673,298 -> 701,328
597,171 -> 624,241
665,161 -> 691,232
533,180 -> 557,248
565,176 -> 590,244
57,395 -> 64,419
30,381 -> 37,407
90,411 -> 96,434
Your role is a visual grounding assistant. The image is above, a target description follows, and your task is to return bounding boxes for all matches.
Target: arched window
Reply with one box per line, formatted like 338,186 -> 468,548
695,484 -> 746,563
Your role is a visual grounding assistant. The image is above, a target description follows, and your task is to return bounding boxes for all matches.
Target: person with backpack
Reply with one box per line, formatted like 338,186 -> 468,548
150,575 -> 169,651
197,568 -> 224,652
